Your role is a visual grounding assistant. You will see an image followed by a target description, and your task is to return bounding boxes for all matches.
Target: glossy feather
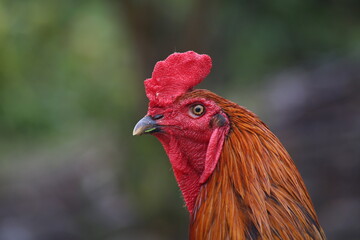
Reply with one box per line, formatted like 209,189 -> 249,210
187,90 -> 326,240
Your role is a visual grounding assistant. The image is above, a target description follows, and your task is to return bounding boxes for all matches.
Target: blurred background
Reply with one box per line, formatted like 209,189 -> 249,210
0,0 -> 359,239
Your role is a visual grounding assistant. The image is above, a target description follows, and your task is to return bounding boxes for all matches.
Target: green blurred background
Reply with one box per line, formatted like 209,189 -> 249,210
0,0 -> 359,239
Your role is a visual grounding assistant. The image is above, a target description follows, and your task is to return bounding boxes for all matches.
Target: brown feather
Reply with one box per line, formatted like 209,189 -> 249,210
185,90 -> 326,240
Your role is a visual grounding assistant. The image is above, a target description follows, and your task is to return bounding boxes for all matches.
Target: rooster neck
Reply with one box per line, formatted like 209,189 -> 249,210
189,113 -> 326,239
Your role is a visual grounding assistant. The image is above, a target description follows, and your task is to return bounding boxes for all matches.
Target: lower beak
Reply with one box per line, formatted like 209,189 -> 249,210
133,115 -> 159,136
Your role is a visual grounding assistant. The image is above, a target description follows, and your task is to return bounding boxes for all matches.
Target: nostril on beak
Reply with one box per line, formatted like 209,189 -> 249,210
152,114 -> 164,120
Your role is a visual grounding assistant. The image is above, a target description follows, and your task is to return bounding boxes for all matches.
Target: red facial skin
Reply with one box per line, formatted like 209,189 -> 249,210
147,95 -> 229,213
141,51 -> 227,213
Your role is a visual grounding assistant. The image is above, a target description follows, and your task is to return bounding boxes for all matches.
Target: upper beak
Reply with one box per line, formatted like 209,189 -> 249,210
133,115 -> 159,136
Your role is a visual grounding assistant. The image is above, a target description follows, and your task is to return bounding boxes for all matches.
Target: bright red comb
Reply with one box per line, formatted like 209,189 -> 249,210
144,51 -> 212,106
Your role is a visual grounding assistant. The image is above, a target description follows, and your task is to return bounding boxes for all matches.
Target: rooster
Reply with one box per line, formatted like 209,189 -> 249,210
133,51 -> 326,239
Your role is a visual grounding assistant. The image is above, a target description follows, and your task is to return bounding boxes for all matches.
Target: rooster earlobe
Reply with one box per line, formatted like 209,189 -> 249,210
199,114 -> 230,184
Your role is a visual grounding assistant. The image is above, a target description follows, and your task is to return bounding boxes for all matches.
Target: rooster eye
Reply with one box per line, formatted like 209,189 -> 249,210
190,104 -> 205,117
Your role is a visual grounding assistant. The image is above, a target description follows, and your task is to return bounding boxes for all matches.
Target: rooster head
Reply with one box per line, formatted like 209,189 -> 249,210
133,51 -> 230,212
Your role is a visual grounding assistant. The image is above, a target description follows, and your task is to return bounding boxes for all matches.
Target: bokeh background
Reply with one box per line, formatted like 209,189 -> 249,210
0,0 -> 359,239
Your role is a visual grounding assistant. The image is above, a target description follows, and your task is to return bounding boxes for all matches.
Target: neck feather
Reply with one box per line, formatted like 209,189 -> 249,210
189,108 -> 325,239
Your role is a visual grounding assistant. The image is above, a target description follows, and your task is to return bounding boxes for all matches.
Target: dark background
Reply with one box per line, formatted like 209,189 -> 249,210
0,0 -> 359,239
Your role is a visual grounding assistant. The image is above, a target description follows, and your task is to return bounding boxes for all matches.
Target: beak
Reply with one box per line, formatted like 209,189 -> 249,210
133,115 -> 159,136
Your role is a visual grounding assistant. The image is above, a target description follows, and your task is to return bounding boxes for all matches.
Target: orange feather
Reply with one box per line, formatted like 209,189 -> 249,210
186,90 -> 326,240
